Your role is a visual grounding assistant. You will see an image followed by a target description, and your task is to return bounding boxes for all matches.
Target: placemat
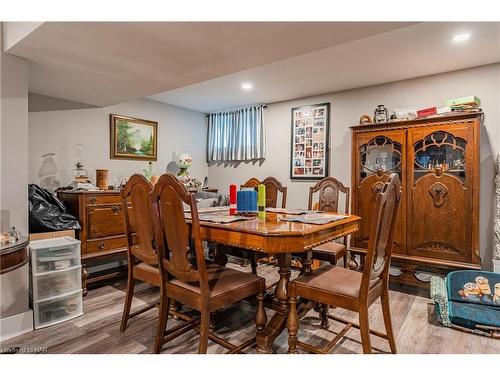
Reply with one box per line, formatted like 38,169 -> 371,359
266,208 -> 309,215
280,213 -> 347,225
197,214 -> 255,224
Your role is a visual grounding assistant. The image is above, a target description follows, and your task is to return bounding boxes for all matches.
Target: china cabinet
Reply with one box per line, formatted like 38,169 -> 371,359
350,112 -> 482,286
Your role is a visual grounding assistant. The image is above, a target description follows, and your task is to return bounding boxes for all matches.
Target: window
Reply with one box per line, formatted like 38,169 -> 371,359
207,105 -> 266,162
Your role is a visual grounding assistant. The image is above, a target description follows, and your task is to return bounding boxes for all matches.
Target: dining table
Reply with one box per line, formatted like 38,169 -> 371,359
194,208 -> 361,353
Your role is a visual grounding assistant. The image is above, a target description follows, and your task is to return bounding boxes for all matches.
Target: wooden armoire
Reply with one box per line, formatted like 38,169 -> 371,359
350,112 -> 482,286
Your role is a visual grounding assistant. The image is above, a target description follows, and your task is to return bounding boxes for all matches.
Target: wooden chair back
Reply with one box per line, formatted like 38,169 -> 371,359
308,177 -> 350,214
152,173 -> 207,287
121,174 -> 158,266
241,177 -> 261,189
241,176 -> 288,209
361,173 -> 402,290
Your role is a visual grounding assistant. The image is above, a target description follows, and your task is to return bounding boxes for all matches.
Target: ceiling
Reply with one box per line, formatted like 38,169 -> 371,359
150,22 -> 500,112
4,21 -> 415,107
5,22 -> 500,112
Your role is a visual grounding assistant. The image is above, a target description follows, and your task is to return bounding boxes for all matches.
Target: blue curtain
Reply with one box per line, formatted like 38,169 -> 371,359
207,105 -> 266,162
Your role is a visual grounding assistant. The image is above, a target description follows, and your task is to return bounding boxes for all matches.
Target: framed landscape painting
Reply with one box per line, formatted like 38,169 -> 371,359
290,103 -> 330,180
110,114 -> 158,161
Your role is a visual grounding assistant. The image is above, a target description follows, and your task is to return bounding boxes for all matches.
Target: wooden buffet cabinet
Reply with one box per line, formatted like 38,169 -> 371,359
57,190 -> 135,295
350,112 -> 482,286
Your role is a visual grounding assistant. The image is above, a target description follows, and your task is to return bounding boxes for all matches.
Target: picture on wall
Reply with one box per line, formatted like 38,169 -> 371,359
110,114 -> 158,161
290,103 -> 330,180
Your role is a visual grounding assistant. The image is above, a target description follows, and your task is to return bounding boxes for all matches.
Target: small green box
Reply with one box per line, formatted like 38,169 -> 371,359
444,96 -> 481,107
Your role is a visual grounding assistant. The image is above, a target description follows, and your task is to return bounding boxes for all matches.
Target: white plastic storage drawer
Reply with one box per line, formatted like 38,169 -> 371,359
30,237 -> 81,274
34,289 -> 83,329
32,265 -> 82,301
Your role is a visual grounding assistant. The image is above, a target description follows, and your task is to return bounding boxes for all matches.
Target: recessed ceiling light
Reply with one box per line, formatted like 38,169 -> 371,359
241,83 -> 253,91
452,33 -> 471,42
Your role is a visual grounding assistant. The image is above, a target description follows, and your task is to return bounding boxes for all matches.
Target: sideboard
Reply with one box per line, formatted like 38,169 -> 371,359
56,190 -> 134,295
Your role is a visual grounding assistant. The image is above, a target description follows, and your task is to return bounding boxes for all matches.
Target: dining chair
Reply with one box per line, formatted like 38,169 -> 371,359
240,176 -> 288,275
305,177 -> 351,328
119,175 -> 163,338
241,176 -> 288,209
287,173 -> 401,354
307,177 -> 350,267
152,173 -> 267,354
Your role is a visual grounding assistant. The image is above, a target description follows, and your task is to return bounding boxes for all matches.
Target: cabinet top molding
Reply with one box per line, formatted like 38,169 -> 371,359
350,111 -> 483,131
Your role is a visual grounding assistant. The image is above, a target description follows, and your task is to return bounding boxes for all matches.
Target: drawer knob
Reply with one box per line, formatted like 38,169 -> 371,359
97,241 -> 105,249
111,205 -> 121,214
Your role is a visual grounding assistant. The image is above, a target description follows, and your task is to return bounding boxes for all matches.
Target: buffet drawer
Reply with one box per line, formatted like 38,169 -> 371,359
86,237 -> 128,254
86,194 -> 123,205
87,204 -> 126,238
31,266 -> 82,301
33,289 -> 83,329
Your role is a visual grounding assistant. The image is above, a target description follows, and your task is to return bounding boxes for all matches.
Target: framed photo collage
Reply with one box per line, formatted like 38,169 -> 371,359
290,103 -> 330,180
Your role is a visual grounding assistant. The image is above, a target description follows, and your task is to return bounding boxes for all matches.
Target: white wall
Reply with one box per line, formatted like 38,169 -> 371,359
208,63 -> 500,268
1,52 -> 29,234
29,98 -> 208,188
0,26 -> 33,339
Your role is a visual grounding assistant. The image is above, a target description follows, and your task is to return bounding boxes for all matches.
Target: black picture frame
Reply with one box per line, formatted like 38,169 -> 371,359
290,102 -> 330,180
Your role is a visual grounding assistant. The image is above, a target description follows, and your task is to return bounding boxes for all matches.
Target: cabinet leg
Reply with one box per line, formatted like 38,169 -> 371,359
82,264 -> 89,297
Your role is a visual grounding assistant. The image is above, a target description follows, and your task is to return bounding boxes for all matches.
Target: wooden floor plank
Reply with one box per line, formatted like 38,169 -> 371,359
2,263 -> 499,354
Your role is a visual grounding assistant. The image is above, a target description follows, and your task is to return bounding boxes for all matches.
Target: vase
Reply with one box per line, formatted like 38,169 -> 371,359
96,169 -> 109,190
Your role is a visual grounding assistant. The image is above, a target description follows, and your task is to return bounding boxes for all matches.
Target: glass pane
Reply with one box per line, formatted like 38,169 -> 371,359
414,131 -> 466,181
360,136 -> 402,180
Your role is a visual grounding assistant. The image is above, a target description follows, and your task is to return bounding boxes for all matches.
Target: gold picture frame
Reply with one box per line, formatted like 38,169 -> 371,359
110,114 -> 158,161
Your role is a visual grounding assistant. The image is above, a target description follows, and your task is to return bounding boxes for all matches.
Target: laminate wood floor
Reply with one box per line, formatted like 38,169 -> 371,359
2,263 -> 499,354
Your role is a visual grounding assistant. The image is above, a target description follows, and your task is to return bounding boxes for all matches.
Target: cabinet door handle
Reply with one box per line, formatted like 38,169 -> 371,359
429,182 -> 448,207
97,241 -> 105,249
372,181 -> 385,194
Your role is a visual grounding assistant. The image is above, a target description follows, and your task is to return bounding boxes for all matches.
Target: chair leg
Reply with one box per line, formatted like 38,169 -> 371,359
347,251 -> 358,270
320,304 -> 330,330
210,312 -> 218,331
254,290 -> 267,332
154,290 -> 170,353
287,295 -> 299,354
358,304 -> 372,354
198,304 -> 210,354
120,267 -> 135,332
250,253 -> 258,275
381,289 -> 397,354
329,255 -> 337,266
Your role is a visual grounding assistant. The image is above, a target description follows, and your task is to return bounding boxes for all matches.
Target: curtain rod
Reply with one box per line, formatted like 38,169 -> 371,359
206,104 -> 267,117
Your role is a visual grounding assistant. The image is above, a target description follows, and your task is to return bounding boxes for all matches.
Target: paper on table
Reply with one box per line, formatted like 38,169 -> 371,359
184,206 -> 229,213
197,214 -> 255,224
280,213 -> 347,225
265,208 -> 309,215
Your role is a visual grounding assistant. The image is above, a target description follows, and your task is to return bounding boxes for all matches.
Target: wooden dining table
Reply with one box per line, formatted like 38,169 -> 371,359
195,209 -> 361,353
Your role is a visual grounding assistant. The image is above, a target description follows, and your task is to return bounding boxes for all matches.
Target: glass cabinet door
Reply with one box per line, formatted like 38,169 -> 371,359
359,136 -> 403,181
408,126 -> 472,263
354,131 -> 406,255
413,131 -> 466,182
